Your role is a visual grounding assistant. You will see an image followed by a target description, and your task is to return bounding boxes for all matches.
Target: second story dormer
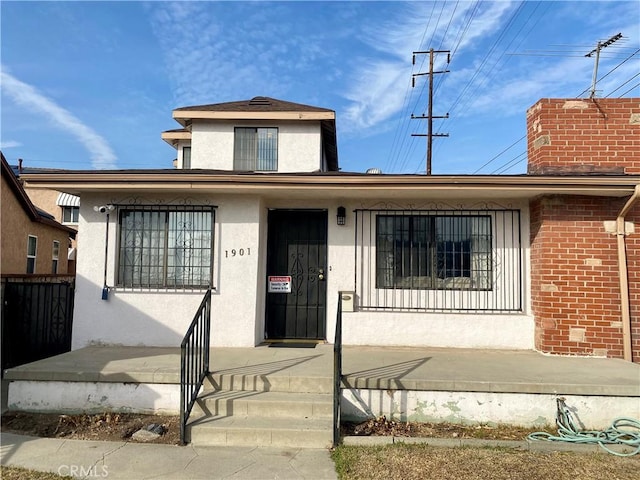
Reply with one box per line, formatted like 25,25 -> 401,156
161,96 -> 338,173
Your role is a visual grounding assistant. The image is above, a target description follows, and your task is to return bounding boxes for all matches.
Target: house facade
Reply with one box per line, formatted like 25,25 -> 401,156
1,153 -> 76,276
20,97 -> 639,362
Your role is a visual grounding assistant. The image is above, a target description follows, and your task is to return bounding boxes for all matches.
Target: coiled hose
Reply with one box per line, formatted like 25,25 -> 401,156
527,397 -> 640,456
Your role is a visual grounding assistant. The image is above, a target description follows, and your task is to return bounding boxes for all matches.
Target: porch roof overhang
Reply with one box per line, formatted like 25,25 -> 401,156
20,170 -> 640,201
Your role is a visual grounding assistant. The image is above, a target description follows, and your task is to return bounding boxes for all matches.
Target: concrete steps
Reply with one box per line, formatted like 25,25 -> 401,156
187,372 -> 334,448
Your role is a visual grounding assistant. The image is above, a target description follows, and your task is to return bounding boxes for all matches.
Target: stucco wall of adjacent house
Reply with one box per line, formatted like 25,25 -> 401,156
190,120 -> 322,172
1,175 -> 70,275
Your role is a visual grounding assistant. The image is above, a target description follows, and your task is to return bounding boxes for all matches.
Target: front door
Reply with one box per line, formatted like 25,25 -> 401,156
265,210 -> 327,340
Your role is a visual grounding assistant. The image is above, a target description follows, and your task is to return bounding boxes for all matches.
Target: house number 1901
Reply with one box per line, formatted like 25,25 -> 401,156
225,248 -> 250,258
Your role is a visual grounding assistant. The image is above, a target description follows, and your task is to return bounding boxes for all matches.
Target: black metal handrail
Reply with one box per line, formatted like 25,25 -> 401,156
180,288 -> 212,445
333,291 -> 343,447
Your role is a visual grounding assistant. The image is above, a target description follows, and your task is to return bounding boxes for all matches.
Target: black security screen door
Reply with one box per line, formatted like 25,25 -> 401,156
266,210 -> 327,340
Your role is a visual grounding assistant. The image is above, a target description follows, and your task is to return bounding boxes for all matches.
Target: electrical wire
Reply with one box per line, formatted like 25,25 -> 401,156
472,135 -> 526,174
606,72 -> 640,97
617,82 -> 640,97
528,397 -> 640,457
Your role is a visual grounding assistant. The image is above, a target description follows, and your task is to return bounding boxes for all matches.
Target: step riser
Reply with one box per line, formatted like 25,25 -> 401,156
192,397 -> 333,419
188,428 -> 333,449
204,374 -> 333,394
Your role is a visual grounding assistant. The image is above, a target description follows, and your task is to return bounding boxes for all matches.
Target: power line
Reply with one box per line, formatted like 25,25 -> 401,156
605,72 -> 640,97
472,135 -> 526,174
618,82 -> 640,97
490,151 -> 527,174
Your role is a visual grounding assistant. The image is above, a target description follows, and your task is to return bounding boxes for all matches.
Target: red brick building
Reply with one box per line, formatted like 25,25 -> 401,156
528,98 -> 640,362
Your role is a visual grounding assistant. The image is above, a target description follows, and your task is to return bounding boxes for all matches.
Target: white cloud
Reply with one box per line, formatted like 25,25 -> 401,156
0,69 -> 117,169
0,140 -> 22,149
341,1 -> 517,135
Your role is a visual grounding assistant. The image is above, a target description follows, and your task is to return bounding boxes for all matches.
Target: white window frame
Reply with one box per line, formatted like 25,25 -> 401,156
52,240 -> 60,274
27,235 -> 37,274
62,206 -> 79,224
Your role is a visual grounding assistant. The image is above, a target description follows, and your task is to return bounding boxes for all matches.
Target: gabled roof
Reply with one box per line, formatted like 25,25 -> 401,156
1,152 -> 76,238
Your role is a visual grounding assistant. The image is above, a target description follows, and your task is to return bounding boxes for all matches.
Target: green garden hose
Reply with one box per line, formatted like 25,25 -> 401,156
528,397 -> 640,456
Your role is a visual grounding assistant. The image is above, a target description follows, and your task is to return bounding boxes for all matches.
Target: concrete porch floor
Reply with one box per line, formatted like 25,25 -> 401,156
4,344 -> 639,397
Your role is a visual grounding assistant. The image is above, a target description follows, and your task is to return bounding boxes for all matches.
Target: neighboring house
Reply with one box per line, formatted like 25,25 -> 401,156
11,161 -> 80,274
1,152 -> 77,276
20,97 -> 640,363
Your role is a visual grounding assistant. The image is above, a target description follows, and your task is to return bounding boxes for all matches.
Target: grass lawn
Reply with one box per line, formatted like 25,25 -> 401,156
331,443 -> 640,480
0,466 -> 72,480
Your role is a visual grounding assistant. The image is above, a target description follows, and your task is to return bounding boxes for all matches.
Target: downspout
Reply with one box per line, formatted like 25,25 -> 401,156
616,184 -> 640,362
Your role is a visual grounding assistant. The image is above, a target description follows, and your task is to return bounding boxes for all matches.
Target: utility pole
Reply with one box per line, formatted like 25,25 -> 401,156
586,33 -> 622,98
412,49 -> 450,175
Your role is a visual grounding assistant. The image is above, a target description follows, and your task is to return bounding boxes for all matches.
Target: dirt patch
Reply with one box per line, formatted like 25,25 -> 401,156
1,411 -> 180,445
1,411 -> 552,444
342,415 -> 555,440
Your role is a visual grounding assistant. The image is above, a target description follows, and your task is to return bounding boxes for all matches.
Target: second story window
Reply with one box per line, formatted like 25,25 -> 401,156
182,146 -> 191,169
234,127 -> 278,171
27,235 -> 37,274
62,206 -> 79,224
52,240 -> 60,274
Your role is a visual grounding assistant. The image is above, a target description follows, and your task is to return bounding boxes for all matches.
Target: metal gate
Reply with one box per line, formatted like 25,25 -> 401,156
1,280 -> 75,372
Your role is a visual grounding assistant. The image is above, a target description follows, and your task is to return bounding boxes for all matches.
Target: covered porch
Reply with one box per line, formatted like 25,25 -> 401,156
4,344 -> 639,429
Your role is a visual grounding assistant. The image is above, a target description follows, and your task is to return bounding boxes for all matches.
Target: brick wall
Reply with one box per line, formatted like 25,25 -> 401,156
527,98 -> 640,175
527,97 -> 640,362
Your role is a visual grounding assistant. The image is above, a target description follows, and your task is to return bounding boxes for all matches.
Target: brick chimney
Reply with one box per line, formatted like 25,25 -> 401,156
526,98 -> 640,175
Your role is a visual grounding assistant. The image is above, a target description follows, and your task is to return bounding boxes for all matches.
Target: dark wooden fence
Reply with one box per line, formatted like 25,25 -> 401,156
1,275 -> 75,373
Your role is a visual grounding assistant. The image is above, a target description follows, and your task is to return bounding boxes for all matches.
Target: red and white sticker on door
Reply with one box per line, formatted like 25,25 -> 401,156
268,276 -> 292,293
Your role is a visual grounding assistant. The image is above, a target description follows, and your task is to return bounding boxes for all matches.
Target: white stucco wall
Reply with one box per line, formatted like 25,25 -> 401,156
73,193 -> 263,349
342,389 -> 640,429
73,194 -> 533,350
190,120 -> 322,172
8,380 -> 179,414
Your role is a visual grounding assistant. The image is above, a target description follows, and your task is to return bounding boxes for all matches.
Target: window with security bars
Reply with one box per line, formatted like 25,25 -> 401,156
356,208 -> 522,312
376,215 -> 492,290
234,127 -> 278,171
117,206 -> 214,288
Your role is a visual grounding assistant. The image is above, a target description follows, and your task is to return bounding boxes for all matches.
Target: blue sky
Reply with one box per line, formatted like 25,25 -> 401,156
1,1 -> 638,174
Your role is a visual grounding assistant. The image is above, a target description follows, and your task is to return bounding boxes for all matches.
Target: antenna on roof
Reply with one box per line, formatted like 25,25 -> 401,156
586,33 -> 623,98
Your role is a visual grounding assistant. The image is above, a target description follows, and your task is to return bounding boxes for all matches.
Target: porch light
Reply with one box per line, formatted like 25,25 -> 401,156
337,206 -> 346,226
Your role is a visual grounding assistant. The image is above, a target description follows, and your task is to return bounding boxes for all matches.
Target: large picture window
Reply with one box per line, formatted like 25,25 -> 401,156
234,127 -> 278,171
356,208 -> 521,312
376,215 -> 492,290
117,206 -> 214,288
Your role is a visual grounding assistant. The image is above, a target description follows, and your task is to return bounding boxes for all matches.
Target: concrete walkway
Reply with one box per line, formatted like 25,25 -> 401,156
0,432 -> 337,479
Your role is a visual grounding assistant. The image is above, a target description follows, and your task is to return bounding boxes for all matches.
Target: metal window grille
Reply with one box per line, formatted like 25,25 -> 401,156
117,206 -> 215,289
355,208 -> 522,312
